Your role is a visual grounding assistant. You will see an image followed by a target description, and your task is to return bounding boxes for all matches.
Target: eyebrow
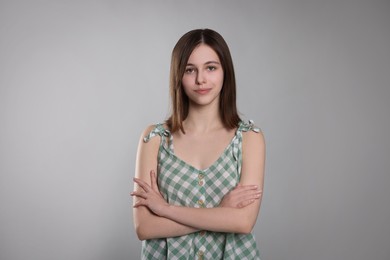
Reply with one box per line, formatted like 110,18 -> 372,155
186,61 -> 221,66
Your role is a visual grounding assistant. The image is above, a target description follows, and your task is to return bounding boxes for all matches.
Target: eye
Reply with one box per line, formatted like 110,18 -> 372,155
207,66 -> 217,71
185,67 -> 195,74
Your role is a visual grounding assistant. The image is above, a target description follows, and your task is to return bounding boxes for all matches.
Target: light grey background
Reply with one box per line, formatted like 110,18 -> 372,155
0,0 -> 389,259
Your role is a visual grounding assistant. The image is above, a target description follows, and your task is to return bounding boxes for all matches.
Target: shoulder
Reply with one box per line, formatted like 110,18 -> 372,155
140,124 -> 159,138
239,122 -> 265,183
242,128 -> 264,141
240,121 -> 265,155
140,123 -> 170,142
135,125 -> 163,179
242,129 -> 265,152
138,124 -> 161,148
136,125 -> 163,165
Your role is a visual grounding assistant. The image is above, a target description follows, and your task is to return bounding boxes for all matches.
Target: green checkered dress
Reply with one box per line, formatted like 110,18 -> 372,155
141,121 -> 261,260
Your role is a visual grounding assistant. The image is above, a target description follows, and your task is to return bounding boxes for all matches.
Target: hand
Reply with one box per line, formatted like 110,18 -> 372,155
219,184 -> 262,208
131,170 -> 169,217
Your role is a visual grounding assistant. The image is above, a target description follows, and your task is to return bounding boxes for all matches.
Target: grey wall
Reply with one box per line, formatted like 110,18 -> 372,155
1,0 -> 389,259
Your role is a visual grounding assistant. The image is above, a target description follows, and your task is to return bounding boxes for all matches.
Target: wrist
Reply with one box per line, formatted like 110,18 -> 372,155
160,204 -> 174,218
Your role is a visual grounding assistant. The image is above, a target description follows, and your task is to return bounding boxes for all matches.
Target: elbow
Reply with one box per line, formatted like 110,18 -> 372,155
134,211 -> 152,241
134,209 -> 159,240
135,225 -> 144,241
136,229 -> 146,241
135,224 -> 149,241
235,213 -> 256,234
237,222 -> 254,234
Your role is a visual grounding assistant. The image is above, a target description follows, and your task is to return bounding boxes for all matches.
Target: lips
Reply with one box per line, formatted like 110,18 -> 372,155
195,89 -> 211,95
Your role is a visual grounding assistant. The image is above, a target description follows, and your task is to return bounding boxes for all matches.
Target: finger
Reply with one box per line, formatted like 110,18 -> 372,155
130,190 -> 148,199
231,186 -> 260,197
240,189 -> 262,198
236,191 -> 262,203
238,199 -> 255,208
133,178 -> 150,192
238,190 -> 262,207
133,200 -> 147,208
237,187 -> 261,196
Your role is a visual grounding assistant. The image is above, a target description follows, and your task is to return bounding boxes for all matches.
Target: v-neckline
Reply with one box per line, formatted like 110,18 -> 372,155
168,132 -> 238,172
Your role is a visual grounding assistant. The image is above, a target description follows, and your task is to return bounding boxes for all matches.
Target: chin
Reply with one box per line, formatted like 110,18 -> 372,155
191,96 -> 220,107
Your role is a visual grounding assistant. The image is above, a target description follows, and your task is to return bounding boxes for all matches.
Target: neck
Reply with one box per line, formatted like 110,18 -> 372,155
183,102 -> 223,133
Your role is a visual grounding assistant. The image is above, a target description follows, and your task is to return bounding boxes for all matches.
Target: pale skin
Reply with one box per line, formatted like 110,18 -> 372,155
132,44 -> 265,240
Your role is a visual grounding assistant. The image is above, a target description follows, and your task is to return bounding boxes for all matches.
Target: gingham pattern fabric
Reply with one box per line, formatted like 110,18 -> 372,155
141,121 -> 261,260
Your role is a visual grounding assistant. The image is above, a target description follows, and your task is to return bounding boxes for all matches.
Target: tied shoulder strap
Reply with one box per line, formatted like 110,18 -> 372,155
233,120 -> 262,175
142,123 -> 172,154
143,123 -> 171,143
238,119 -> 261,133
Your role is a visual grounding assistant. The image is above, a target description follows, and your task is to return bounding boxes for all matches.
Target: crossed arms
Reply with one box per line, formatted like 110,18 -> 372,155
132,125 -> 265,240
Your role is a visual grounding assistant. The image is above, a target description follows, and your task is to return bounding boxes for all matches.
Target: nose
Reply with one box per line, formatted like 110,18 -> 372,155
196,71 -> 206,85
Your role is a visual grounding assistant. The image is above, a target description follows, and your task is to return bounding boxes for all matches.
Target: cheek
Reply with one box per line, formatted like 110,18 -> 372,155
181,85 -> 190,97
213,71 -> 224,87
181,77 -> 191,96
181,75 -> 195,91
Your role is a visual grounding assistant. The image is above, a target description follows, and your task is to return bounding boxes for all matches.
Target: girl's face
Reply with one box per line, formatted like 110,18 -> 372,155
182,44 -> 224,107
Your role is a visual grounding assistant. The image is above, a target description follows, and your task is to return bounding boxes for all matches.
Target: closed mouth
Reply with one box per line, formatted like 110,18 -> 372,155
195,89 -> 211,94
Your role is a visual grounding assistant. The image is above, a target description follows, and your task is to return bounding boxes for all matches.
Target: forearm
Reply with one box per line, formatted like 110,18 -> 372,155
133,125 -> 265,238
161,204 -> 259,234
134,207 -> 199,240
133,170 -> 261,235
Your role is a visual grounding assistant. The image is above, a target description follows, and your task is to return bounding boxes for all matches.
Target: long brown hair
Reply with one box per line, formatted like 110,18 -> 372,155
166,29 -> 241,133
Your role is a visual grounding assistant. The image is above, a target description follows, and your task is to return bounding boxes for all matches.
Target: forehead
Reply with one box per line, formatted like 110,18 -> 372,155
187,44 -> 220,64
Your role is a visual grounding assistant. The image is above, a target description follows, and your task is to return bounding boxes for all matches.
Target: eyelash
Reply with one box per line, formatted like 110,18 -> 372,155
185,68 -> 195,74
184,66 -> 217,74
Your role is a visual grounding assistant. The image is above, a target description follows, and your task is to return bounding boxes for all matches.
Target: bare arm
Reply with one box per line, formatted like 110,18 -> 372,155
133,126 -> 198,240
133,130 -> 265,234
132,126 -> 262,240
